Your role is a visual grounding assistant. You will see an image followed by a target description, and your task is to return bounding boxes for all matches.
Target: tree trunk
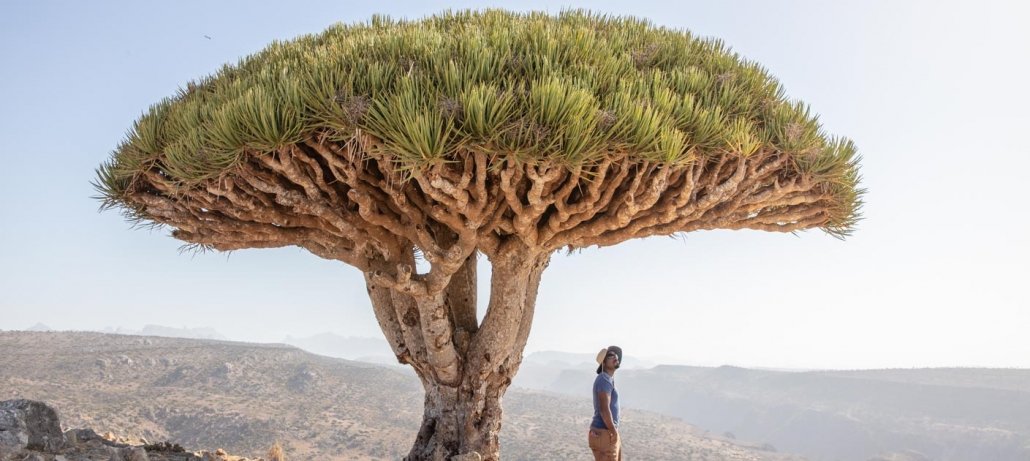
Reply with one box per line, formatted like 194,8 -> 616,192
364,243 -> 549,461
407,376 -> 507,460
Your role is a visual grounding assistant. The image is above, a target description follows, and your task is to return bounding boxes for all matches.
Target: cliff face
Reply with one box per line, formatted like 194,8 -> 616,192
0,331 -> 800,460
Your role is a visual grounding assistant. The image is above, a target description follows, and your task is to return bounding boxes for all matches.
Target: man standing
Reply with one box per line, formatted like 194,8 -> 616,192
589,345 -> 622,460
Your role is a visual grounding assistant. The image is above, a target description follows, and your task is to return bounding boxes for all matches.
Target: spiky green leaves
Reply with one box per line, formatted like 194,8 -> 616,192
364,77 -> 453,163
805,137 -> 864,238
97,9 -> 862,234
459,84 -> 516,141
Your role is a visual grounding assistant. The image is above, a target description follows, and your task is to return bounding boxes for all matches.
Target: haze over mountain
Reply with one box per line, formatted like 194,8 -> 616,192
281,332 -> 398,367
280,333 -> 666,370
539,366 -> 1030,461
0,331 -> 797,460
99,325 -> 229,341
481,344 -> 1030,460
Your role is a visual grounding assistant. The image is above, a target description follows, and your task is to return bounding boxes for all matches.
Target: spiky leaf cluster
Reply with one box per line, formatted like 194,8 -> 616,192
96,9 -> 861,236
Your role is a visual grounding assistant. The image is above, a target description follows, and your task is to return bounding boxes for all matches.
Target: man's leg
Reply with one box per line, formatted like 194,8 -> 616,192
588,428 -> 619,461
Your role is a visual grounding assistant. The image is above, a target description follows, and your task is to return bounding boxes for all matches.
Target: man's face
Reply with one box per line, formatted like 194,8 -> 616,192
606,354 -> 620,369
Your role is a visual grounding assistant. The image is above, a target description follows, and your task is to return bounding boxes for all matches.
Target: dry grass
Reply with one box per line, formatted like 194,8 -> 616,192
267,441 -> 285,461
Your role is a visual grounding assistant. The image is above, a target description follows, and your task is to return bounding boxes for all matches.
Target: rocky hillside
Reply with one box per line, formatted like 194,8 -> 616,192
0,331 -> 801,460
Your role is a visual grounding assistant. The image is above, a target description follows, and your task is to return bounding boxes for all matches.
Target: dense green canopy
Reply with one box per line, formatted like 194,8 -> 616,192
96,9 -> 861,237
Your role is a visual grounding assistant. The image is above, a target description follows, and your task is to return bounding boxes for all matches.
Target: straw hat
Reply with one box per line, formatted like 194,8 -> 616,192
595,345 -> 623,374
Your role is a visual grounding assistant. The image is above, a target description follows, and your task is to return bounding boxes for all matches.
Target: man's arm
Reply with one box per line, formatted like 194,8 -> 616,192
596,390 -> 619,440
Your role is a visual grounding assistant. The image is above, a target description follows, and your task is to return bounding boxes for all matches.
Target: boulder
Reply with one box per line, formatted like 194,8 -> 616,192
0,399 -> 66,453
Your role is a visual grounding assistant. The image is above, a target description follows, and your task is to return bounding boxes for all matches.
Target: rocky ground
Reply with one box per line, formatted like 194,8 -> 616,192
0,400 -> 263,461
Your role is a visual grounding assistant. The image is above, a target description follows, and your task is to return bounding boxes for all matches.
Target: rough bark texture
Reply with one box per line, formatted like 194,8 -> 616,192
118,132 -> 836,459
365,242 -> 548,460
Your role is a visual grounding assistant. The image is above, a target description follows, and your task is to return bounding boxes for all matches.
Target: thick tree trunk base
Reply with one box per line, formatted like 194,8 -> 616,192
405,381 -> 504,461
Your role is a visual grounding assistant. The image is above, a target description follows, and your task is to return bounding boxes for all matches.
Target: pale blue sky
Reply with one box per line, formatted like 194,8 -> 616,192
1,1 -> 1027,369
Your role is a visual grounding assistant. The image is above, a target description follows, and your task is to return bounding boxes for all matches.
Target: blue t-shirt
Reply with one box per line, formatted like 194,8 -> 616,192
591,372 -> 619,429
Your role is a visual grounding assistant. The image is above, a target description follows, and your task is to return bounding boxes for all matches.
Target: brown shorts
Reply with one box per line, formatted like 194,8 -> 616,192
588,427 -> 621,461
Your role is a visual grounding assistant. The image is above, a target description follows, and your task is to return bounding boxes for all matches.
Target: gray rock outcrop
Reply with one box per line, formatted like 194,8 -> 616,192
0,400 -> 256,461
0,399 -> 66,454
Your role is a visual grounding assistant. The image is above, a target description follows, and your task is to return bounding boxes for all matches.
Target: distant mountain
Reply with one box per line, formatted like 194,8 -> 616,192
25,322 -> 52,331
0,331 -> 802,461
102,324 -> 228,341
538,364 -> 1030,461
513,350 -> 656,390
281,332 -> 398,366
817,368 -> 1030,393
523,350 -> 657,369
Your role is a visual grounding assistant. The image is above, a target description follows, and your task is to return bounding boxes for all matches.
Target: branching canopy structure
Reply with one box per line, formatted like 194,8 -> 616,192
96,10 -> 862,460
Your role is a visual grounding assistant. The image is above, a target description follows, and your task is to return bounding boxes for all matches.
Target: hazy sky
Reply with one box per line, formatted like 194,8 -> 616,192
1,0 -> 1027,370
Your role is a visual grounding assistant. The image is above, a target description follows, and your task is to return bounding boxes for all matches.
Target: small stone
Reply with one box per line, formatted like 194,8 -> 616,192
215,448 -> 227,455
450,453 -> 482,461
74,428 -> 100,442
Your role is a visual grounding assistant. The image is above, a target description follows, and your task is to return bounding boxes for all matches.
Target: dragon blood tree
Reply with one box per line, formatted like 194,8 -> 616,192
95,10 -> 862,460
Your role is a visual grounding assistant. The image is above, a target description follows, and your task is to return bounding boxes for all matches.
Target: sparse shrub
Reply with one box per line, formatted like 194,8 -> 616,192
268,441 -> 285,461
143,441 -> 185,453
